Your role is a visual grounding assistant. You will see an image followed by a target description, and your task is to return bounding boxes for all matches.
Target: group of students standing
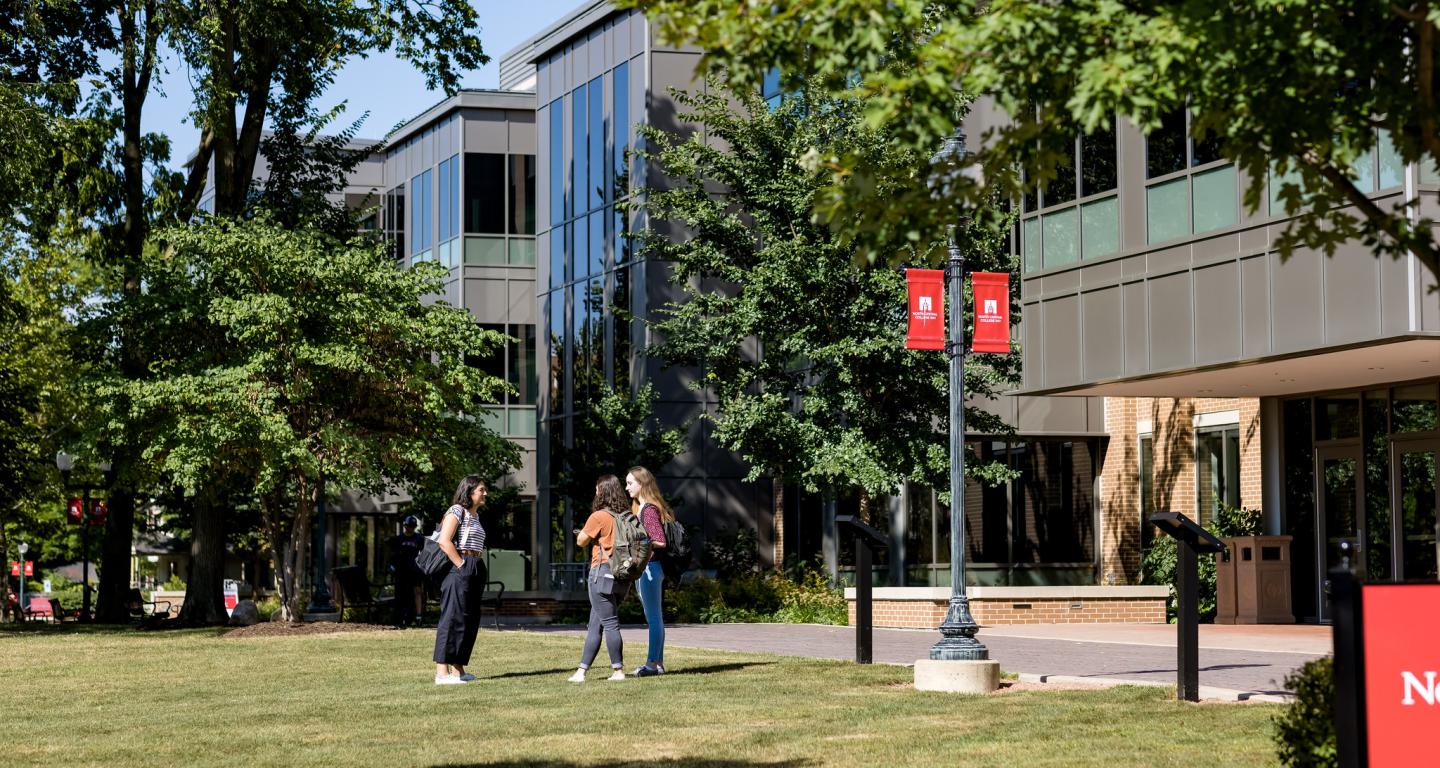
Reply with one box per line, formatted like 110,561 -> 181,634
426,466 -> 673,685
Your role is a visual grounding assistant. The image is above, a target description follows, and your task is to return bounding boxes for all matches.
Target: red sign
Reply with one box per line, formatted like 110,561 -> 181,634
905,269 -> 945,351
67,498 -> 84,524
90,500 -> 107,527
970,272 -> 1011,354
10,561 -> 33,577
1362,583 -> 1440,767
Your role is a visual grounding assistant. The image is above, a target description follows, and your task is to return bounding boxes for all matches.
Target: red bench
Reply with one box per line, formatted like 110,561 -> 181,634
22,597 -> 58,622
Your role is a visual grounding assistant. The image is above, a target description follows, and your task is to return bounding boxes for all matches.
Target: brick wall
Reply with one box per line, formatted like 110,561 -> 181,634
1100,397 -> 1262,584
845,588 -> 1168,628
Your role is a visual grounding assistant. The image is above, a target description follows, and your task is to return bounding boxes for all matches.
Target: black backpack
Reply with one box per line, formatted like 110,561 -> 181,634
659,519 -> 692,581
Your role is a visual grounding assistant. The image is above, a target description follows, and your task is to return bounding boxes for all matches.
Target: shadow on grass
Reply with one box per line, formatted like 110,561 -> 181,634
483,667 -> 576,680
0,621 -> 224,637
669,661 -> 776,675
432,755 -> 817,760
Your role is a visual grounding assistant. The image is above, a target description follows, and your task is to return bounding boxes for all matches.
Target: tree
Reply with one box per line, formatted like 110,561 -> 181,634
4,0 -> 489,621
628,0 -> 1440,285
113,217 -> 519,622
551,383 -> 687,562
632,78 -> 1019,561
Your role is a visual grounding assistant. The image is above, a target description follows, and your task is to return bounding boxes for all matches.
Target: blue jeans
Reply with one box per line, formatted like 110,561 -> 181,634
637,561 -> 665,665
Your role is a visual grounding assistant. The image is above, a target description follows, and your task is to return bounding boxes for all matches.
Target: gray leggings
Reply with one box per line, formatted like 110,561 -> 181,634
580,564 -> 628,669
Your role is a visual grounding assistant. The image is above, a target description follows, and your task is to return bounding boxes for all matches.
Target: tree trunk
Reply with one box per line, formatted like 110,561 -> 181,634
771,475 -> 785,571
180,492 -> 228,624
0,520 -> 11,623
261,486 -> 309,623
96,488 -> 137,622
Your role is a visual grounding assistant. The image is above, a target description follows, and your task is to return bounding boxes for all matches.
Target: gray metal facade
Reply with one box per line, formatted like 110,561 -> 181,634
998,111 -> 1440,397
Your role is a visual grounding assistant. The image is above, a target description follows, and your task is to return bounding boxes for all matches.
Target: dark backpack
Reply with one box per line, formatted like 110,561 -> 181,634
606,510 -> 652,581
659,519 -> 692,581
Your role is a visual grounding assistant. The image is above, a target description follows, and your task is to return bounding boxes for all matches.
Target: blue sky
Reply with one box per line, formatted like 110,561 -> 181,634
149,0 -> 582,169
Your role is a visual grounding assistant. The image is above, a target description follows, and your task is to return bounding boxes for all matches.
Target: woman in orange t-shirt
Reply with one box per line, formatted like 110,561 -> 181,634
567,475 -> 632,682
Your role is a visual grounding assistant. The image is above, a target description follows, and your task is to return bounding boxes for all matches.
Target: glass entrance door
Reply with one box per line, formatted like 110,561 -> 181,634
1392,439 -> 1440,581
1316,445 -> 1363,622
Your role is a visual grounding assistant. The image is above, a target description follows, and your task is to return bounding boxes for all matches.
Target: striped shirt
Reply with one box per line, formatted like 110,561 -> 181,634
446,505 -> 486,552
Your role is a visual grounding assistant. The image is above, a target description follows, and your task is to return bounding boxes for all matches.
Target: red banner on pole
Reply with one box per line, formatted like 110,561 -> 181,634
10,561 -> 32,576
67,498 -> 84,524
1362,583 -> 1440,767
905,269 -> 945,351
970,272 -> 1011,354
90,500 -> 107,527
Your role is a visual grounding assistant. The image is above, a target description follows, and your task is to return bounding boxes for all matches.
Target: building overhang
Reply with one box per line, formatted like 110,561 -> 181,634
383,89 -> 537,148
1017,336 -> 1440,398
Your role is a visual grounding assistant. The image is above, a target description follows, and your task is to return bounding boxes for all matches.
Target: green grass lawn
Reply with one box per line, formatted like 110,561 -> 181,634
2,625 -> 1282,767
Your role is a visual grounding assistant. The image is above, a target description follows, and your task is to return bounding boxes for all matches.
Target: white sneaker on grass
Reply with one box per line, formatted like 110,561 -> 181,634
435,675 -> 468,685
606,669 -> 625,681
567,669 -> 586,683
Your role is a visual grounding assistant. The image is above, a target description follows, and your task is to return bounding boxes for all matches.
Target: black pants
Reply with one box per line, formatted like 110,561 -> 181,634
393,573 -> 421,627
433,555 -> 486,666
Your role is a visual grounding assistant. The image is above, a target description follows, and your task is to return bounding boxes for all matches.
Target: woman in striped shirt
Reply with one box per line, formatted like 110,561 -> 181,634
433,475 -> 488,685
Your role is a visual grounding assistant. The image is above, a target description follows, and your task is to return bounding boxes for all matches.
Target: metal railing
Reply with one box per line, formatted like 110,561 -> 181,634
548,562 -> 589,592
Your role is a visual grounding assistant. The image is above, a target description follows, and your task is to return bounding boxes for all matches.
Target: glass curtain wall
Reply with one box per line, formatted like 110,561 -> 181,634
540,57 -> 636,569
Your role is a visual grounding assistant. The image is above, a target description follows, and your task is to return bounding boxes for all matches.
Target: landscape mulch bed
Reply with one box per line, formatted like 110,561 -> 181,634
221,622 -> 399,639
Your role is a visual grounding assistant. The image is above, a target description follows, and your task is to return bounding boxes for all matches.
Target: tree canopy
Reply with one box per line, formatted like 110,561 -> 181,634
630,0 -> 1440,282
634,79 -> 1019,503
113,216 -> 518,620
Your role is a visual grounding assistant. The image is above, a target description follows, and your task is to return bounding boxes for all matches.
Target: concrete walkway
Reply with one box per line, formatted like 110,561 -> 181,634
527,622 -> 1330,701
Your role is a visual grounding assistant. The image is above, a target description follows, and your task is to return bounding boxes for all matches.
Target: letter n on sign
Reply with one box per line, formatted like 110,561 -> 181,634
905,269 -> 945,351
970,272 -> 1010,354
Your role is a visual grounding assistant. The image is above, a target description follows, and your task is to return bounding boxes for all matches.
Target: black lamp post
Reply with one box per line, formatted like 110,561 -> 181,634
56,451 -> 114,622
926,131 -> 989,663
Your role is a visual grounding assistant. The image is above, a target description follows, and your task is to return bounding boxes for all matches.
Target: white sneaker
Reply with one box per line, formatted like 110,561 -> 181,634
435,675 -> 468,685
567,669 -> 586,683
606,669 -> 625,681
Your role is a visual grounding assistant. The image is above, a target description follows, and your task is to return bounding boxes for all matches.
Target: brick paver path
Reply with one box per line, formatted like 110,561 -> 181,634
527,622 -> 1327,697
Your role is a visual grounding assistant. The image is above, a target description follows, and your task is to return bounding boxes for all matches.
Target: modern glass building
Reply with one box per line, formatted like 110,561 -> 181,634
994,96 -> 1440,622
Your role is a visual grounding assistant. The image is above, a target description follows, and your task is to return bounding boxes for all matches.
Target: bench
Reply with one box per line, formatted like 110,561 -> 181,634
127,588 -> 171,626
331,565 -> 393,623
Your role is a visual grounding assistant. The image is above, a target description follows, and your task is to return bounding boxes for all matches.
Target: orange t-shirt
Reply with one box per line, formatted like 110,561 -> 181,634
582,509 -> 616,568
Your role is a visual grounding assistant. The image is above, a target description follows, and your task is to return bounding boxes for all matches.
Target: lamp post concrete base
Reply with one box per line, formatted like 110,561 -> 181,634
914,659 -> 1000,694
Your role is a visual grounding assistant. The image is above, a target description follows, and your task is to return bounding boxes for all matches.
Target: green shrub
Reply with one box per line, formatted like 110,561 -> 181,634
701,527 -> 761,579
773,569 -> 848,625
1273,657 -> 1335,767
162,573 -> 186,591
1140,502 -> 1264,622
254,595 -> 281,621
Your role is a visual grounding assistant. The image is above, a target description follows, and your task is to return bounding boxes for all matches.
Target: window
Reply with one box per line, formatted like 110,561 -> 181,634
548,291 -> 567,416
1139,434 -> 1154,551
550,225 -> 566,290
410,169 -> 432,256
588,76 -> 604,210
762,68 -> 783,109
508,324 -> 537,405
614,62 -> 629,188
510,154 -> 536,235
439,155 -> 460,242
1020,117 -> 1120,271
1195,424 -> 1240,526
464,153 -> 506,234
589,210 -> 605,276
1145,108 -> 1237,244
385,184 -> 405,264
549,100 -> 564,226
572,85 -> 587,217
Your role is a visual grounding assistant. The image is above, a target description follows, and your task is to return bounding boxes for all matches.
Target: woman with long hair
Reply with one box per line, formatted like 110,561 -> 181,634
626,465 -> 672,676
432,475 -> 488,685
568,475 -> 632,682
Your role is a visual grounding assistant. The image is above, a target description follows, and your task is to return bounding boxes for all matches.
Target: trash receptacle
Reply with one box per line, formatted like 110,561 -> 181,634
485,549 -> 530,593
1220,535 -> 1294,624
1214,545 -> 1238,624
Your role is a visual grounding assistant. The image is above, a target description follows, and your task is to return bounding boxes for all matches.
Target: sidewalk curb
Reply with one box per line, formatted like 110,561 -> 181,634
1015,672 -> 1294,703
